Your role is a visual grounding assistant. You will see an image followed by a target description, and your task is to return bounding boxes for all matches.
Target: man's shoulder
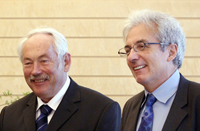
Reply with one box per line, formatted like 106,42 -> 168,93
180,75 -> 200,94
79,85 -> 115,103
122,91 -> 144,110
69,78 -> 116,103
2,92 -> 35,111
188,80 -> 200,89
187,80 -> 200,99
66,83 -> 120,113
126,91 -> 144,104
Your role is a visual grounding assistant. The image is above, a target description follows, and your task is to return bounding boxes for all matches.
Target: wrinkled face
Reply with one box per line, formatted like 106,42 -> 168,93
22,33 -> 71,102
126,24 -> 175,92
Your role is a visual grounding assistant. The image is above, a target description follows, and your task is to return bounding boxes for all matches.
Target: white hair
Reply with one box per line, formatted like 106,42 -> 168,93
123,9 -> 185,69
18,27 -> 69,68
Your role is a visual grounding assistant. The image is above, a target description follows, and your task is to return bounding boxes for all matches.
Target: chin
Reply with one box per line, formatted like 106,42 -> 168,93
135,75 -> 146,84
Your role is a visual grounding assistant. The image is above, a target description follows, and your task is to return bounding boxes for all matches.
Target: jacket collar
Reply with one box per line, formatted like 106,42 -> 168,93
162,74 -> 188,131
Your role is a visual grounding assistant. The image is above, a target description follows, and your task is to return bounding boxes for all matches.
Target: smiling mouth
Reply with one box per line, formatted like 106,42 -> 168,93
32,79 -> 47,83
134,65 -> 146,70
30,75 -> 50,83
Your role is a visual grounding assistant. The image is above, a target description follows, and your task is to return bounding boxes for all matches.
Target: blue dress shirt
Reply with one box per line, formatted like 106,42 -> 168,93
136,70 -> 180,131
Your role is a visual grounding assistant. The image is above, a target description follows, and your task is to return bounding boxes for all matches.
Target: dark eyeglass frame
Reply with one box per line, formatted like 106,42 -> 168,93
118,42 -> 165,57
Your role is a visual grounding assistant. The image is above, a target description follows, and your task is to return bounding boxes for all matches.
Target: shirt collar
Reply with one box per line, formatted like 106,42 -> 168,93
144,70 -> 180,104
36,75 -> 70,111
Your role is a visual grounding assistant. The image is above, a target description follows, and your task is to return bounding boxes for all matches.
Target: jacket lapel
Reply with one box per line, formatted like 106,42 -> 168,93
23,93 -> 37,131
132,92 -> 145,130
122,91 -> 145,130
47,78 -> 80,131
162,74 -> 188,131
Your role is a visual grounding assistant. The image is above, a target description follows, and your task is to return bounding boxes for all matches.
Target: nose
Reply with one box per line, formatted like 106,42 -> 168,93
31,62 -> 42,76
127,49 -> 139,63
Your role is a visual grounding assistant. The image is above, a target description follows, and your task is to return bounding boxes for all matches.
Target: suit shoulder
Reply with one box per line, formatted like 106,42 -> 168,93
79,85 -> 115,103
69,78 -> 114,103
1,92 -> 35,112
180,74 -> 200,93
126,91 -> 144,105
123,91 -> 144,111
188,81 -> 200,98
189,81 -> 200,89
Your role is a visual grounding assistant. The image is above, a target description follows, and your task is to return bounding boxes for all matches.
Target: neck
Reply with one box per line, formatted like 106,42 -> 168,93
144,67 -> 178,93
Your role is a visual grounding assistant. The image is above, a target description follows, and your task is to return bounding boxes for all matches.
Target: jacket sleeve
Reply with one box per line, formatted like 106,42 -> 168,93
0,106 -> 7,131
96,102 -> 121,131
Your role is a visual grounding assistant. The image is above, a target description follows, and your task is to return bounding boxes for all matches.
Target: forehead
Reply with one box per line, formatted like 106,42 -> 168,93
22,33 -> 56,59
24,33 -> 54,49
126,24 -> 158,45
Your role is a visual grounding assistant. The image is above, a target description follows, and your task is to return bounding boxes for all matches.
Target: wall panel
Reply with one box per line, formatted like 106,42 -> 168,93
0,0 -> 200,111
0,57 -> 200,76
0,19 -> 200,37
0,38 -> 199,57
1,76 -> 200,95
0,1 -> 199,18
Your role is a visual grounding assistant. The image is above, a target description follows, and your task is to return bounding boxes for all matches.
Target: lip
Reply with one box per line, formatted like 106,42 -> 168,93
30,75 -> 50,83
32,79 -> 46,83
133,65 -> 146,71
30,79 -> 49,86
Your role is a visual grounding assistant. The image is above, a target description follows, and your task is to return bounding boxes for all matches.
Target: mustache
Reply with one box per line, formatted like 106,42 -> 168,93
29,75 -> 50,81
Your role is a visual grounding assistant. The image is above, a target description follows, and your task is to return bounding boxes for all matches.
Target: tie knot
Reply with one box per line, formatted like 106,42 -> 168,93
40,105 -> 52,116
146,94 -> 157,107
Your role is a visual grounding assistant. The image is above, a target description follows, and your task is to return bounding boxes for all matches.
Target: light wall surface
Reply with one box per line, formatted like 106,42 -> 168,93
0,0 -> 200,111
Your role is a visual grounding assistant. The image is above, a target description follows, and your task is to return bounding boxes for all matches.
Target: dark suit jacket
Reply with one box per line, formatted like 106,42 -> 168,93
120,74 -> 200,131
0,78 -> 121,131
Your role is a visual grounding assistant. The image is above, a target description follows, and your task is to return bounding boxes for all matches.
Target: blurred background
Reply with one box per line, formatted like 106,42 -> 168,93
0,0 -> 200,111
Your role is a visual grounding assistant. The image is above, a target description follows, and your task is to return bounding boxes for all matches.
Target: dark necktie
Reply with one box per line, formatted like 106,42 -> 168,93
36,105 -> 52,131
138,94 -> 157,131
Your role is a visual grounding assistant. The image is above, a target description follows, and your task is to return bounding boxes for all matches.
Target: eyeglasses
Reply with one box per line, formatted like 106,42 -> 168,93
118,42 -> 165,57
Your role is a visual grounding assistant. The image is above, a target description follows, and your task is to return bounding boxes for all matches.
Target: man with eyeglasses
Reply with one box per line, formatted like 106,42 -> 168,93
119,9 -> 200,131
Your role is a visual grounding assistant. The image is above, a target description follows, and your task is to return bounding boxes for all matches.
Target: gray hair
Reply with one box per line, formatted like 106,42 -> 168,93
123,9 -> 185,69
18,27 -> 69,68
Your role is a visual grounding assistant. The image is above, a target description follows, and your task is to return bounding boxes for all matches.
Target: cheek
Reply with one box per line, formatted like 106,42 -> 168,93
23,68 -> 31,78
127,61 -> 132,70
127,61 -> 135,75
44,67 -> 58,80
127,58 -> 131,66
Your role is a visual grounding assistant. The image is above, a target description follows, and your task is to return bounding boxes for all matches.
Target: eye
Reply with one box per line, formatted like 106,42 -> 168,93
23,60 -> 32,66
42,60 -> 48,62
124,47 -> 131,54
137,43 -> 144,47
40,59 -> 50,64
25,62 -> 31,65
135,42 -> 145,51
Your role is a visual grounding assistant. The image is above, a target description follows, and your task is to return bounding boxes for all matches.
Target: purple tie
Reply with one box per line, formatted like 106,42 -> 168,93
138,94 -> 157,131
36,105 -> 52,131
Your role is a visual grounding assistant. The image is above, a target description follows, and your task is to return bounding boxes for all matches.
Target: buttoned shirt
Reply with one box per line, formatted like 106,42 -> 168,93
136,70 -> 180,131
36,75 -> 70,123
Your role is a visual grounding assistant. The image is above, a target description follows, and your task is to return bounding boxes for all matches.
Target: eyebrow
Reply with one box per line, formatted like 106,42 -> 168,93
23,58 -> 31,62
38,54 -> 50,59
136,39 -> 147,43
23,54 -> 50,61
124,45 -> 131,48
125,39 -> 147,48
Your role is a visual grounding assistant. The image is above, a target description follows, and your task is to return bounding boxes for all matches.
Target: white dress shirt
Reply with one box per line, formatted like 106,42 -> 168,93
36,75 -> 70,123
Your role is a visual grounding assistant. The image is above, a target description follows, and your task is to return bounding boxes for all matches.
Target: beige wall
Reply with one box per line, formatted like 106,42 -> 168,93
0,0 -> 200,110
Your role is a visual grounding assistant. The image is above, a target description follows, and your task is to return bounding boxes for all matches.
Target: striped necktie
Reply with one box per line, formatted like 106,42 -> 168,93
36,105 -> 52,131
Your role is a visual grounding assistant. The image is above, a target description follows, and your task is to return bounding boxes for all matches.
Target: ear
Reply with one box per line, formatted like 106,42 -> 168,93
167,44 -> 178,62
63,53 -> 71,72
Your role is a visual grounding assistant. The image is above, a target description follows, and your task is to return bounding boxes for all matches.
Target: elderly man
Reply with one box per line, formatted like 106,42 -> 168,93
0,27 -> 121,131
119,9 -> 200,131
